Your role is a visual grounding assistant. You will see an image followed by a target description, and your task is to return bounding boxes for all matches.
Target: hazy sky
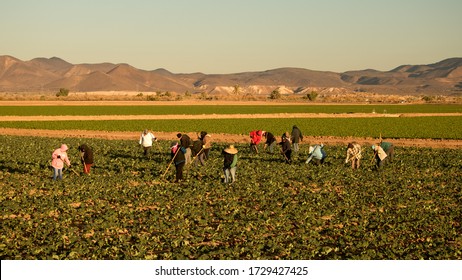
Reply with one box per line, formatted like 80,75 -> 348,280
1,0 -> 461,74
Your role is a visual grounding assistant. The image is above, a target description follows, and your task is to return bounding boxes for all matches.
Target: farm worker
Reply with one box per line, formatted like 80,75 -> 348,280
191,139 -> 205,167
199,131 -> 212,160
222,145 -> 238,183
249,130 -> 263,154
280,134 -> 292,163
51,144 -> 71,180
139,129 -> 157,157
345,142 -> 362,169
78,144 -> 94,174
177,133 -> 192,165
372,144 -> 387,169
305,144 -> 327,165
291,125 -> 303,153
263,131 -> 277,154
380,141 -> 394,162
170,141 -> 186,183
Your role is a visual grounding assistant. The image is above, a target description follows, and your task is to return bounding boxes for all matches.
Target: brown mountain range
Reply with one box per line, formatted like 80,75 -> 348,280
0,55 -> 461,95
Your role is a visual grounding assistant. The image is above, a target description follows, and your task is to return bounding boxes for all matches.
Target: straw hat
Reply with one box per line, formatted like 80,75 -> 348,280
224,145 -> 238,154
308,146 -> 314,154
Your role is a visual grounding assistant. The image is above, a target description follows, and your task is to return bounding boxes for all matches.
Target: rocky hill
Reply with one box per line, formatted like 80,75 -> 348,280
0,55 -> 461,95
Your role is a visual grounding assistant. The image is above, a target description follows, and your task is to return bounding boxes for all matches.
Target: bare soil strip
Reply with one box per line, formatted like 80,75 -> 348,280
1,128 -> 461,149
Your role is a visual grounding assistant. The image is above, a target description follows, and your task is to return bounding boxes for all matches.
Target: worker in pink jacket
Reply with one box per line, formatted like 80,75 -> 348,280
51,144 -> 71,180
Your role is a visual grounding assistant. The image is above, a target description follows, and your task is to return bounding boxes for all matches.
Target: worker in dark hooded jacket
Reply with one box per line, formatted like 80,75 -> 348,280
177,133 -> 192,165
291,125 -> 303,153
191,139 -> 205,167
78,144 -> 94,174
199,131 -> 212,160
280,134 -> 292,163
171,141 -> 186,182
263,131 -> 277,154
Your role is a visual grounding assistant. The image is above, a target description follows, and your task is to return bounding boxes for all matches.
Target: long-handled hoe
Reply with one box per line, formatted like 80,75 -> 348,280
370,150 -> 378,164
194,156 -> 221,181
370,132 -> 382,166
161,148 -> 180,179
188,147 -> 204,169
182,147 -> 205,180
57,152 -> 79,177
155,140 -> 163,161
80,153 -> 88,174
278,146 -> 290,163
68,165 -> 80,176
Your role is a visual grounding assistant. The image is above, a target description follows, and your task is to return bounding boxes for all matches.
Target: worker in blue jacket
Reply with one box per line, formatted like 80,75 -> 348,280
305,144 -> 327,165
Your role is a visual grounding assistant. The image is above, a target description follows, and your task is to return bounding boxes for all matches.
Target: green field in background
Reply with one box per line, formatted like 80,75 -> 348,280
0,116 -> 460,139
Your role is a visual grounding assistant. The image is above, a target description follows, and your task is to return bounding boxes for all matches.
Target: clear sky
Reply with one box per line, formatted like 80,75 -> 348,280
1,0 -> 461,74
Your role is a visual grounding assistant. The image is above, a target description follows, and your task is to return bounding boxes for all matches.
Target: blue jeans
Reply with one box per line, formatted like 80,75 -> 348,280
224,167 -> 236,183
53,167 -> 63,180
268,142 -> 276,153
293,143 -> 300,153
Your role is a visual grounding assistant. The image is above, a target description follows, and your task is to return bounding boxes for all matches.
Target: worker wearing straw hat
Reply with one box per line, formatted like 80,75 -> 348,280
222,145 -> 238,183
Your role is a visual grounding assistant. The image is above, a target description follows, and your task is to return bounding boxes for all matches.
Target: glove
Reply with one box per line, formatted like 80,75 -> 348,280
57,155 -> 61,159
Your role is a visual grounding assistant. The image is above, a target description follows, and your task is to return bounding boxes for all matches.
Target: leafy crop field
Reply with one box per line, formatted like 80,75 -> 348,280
1,104 -> 461,116
1,135 -> 461,259
0,116 -> 461,139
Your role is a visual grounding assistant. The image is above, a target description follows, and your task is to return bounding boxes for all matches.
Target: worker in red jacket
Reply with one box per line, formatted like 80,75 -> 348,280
249,130 -> 263,154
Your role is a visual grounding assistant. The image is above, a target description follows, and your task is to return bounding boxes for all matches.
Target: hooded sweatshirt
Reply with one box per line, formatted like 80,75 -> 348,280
52,147 -> 70,169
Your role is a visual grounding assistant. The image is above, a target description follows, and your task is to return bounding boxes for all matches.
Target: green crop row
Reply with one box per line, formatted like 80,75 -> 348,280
1,104 -> 461,116
1,135 -> 461,259
0,116 -> 461,139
